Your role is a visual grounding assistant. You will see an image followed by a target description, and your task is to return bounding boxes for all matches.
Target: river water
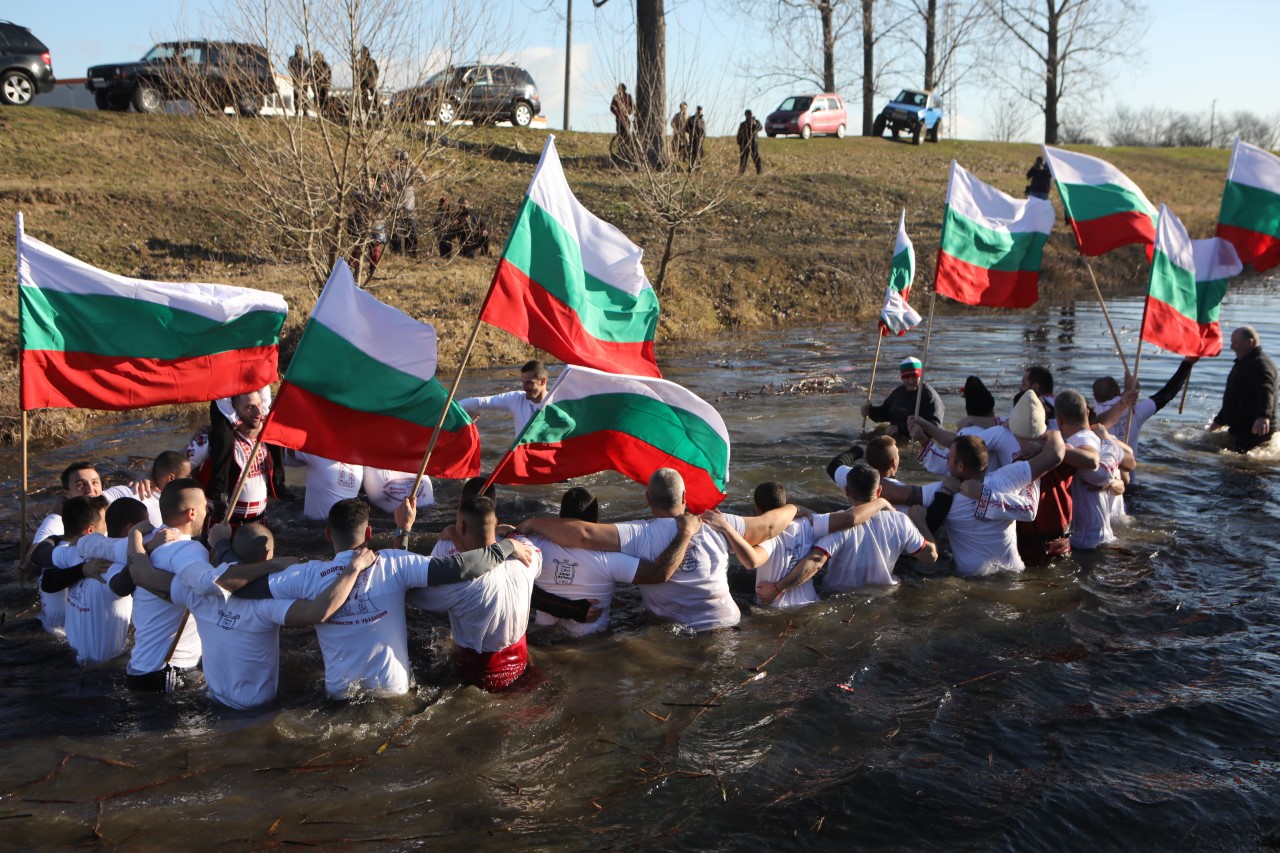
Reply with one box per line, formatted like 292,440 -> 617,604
1,280 -> 1278,850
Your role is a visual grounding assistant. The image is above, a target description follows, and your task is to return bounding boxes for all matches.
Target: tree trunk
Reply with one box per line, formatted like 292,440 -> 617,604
654,222 -> 678,295
820,0 -> 836,92
923,0 -> 937,91
861,0 -> 876,135
1044,0 -> 1060,144
636,0 -> 669,170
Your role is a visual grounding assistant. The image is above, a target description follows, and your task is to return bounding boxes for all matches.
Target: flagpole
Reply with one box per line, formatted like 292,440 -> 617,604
20,410 -> 29,564
862,333 -> 884,432
224,432 -> 266,524
914,288 -> 938,420
16,212 -> 30,563
1082,257 -> 1130,376
1177,364 -> 1193,414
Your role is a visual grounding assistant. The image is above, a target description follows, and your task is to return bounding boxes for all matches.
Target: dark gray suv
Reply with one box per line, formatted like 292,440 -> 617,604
0,21 -> 56,106
86,41 -> 276,116
391,63 -> 541,127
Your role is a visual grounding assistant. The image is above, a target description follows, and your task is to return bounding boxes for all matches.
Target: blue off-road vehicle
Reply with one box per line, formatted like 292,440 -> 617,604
873,88 -> 943,145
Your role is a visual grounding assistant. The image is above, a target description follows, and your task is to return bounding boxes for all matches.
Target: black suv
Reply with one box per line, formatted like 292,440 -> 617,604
86,41 -> 276,116
392,64 -> 541,127
0,21 -> 56,106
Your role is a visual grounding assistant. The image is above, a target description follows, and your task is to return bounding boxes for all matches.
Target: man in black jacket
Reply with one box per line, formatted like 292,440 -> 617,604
1211,325 -> 1277,452
204,391 -> 292,524
737,110 -> 762,175
861,356 -> 944,439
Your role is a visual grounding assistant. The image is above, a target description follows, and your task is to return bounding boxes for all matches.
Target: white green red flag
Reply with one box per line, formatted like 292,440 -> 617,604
494,365 -> 729,512
1043,146 -> 1157,257
481,135 -> 662,378
880,209 -> 921,336
1216,138 -> 1280,272
260,261 -> 480,478
17,213 -> 286,411
935,162 -> 1055,308
1143,205 -> 1242,358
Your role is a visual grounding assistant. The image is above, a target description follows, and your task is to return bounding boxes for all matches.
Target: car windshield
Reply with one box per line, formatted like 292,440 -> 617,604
142,45 -> 178,61
894,90 -> 927,107
777,96 -> 812,112
424,68 -> 455,86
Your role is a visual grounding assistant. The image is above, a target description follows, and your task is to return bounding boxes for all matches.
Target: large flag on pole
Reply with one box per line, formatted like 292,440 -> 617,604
1043,146 -> 1158,256
1142,205 -> 1242,358
17,213 -> 286,411
493,365 -> 729,513
1216,138 -> 1280,272
934,162 -> 1056,308
481,135 -> 662,378
879,210 -> 922,336
260,261 -> 481,478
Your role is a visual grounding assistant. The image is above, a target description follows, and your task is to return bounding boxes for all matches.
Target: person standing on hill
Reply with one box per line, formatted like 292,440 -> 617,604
1211,325 -> 1277,452
310,51 -> 331,113
1026,156 -> 1052,199
288,45 -> 309,115
671,102 -> 690,161
610,83 -> 635,140
737,110 -> 763,175
687,106 -> 706,170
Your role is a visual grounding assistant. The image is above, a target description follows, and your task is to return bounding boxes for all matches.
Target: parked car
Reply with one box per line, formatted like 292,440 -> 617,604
765,93 -> 847,139
0,20 -> 55,106
390,63 -> 541,127
86,41 -> 277,116
873,88 -> 943,144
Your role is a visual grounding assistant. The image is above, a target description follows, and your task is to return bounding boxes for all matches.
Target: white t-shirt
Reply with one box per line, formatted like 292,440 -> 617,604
530,534 -> 640,635
458,390 -> 544,435
920,425 -> 1019,477
169,562 -> 295,710
1069,430 -> 1118,550
102,484 -> 162,527
269,549 -> 435,699
614,516 -> 744,631
293,452 -> 364,521
409,538 -> 542,652
812,511 -> 926,591
128,535 -> 205,673
33,513 -> 64,545
38,541 -> 81,634
362,468 -> 434,514
1102,396 -> 1157,460
184,428 -> 211,470
749,514 -> 832,610
945,460 -> 1035,576
65,552 -> 133,666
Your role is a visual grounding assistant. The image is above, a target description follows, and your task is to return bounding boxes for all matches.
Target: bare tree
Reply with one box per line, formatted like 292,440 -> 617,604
1223,110 -> 1280,150
986,96 -> 1032,142
732,0 -> 862,93
982,0 -> 1148,144
901,0 -> 983,98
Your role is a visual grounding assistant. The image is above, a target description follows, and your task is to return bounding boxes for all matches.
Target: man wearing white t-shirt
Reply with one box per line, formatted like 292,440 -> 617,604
1056,390 -> 1116,551
102,451 -> 192,528
289,451 -> 364,521
31,461 -> 103,547
60,498 -> 148,665
30,494 -> 113,644
525,487 -> 700,636
236,497 -> 535,699
459,359 -> 549,438
1094,356 -> 1197,461
362,467 -> 434,514
769,464 -> 938,597
519,468 -> 796,632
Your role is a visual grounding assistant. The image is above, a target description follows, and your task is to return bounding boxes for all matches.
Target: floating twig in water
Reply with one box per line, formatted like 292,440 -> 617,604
952,668 -> 1010,688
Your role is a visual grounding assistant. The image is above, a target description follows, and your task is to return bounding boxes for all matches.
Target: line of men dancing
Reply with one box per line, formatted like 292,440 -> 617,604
18,329 -> 1276,711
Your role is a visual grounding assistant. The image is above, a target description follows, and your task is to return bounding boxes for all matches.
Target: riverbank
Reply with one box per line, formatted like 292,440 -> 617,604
0,107 -> 1240,442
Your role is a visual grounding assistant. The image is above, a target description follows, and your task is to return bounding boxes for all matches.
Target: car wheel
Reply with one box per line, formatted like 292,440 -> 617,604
836,123 -> 846,138
800,124 -> 811,139
873,115 -> 886,137
512,101 -> 533,127
132,83 -> 162,114
927,123 -> 940,143
766,131 -> 776,138
0,70 -> 35,106
437,100 -> 457,125
912,122 -> 922,145
94,91 -> 128,112
236,91 -> 261,117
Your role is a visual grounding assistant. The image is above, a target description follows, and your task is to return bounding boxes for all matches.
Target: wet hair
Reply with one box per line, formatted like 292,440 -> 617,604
106,497 -> 149,537
151,450 -> 192,483
752,482 -> 787,512
458,495 -> 497,531
864,435 -> 899,477
1054,389 -> 1088,426
559,487 -> 599,522
953,435 -> 989,476
63,495 -> 110,535
233,523 -> 273,563
60,462 -> 97,490
1026,365 -> 1054,394
521,359 -> 548,379
328,498 -> 372,551
159,478 -> 206,525
1093,376 -> 1121,402
843,464 -> 880,504
647,468 -> 685,512
461,476 -> 497,501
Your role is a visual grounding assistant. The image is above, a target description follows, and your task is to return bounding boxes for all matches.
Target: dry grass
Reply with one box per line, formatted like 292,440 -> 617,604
0,107 -> 1234,442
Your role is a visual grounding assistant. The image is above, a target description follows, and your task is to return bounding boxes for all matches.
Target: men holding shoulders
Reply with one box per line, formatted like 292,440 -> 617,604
1211,325 -> 1277,452
29,493 -> 110,638
459,359 -> 550,439
103,451 -> 192,527
63,498 -> 146,665
1055,390 -> 1116,551
860,357 -> 943,439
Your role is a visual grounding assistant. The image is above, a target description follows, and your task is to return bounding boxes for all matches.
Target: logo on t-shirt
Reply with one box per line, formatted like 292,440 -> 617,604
553,558 -> 578,585
218,609 -> 241,630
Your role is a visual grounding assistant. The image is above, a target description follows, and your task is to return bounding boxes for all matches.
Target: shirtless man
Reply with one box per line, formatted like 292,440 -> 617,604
459,359 -> 549,439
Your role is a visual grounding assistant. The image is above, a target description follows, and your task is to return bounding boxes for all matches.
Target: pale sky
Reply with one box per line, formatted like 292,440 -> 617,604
13,0 -> 1280,140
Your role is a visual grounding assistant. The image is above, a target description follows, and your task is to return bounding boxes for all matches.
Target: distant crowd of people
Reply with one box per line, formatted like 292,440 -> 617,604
609,83 -> 764,176
286,43 -> 379,117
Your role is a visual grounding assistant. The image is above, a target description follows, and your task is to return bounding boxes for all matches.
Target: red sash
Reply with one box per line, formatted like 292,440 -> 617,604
455,635 -> 529,692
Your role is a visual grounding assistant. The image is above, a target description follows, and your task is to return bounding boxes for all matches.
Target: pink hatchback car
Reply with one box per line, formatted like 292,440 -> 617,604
764,93 -> 847,139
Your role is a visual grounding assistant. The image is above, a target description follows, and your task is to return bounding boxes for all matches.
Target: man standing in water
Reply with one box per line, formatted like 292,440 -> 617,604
861,357 -> 944,439
1210,326 -> 1277,452
459,360 -> 550,440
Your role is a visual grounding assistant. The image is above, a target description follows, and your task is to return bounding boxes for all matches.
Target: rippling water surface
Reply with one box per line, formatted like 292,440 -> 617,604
1,280 -> 1278,850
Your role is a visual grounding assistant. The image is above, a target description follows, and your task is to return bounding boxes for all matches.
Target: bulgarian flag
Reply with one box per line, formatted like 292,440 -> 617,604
879,209 -> 922,336
481,135 -> 662,378
935,162 -> 1055,308
1216,138 -> 1280,272
17,213 -> 286,411
260,261 -> 481,478
493,365 -> 728,513
1043,146 -> 1157,257
1142,205 -> 1242,358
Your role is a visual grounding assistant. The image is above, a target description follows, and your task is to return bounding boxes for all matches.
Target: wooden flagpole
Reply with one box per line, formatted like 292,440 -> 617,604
913,289 -> 938,420
224,431 -> 266,523
862,333 -> 884,432
20,411 -> 29,564
1083,257 -> 1130,377
1177,364 -> 1193,414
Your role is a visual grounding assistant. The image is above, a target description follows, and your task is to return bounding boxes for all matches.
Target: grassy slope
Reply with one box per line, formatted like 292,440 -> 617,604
0,107 -> 1233,441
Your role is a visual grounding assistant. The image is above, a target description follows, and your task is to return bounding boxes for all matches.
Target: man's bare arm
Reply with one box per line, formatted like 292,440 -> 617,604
766,548 -> 829,603
740,504 -> 797,546
699,510 -> 768,570
1028,430 -> 1067,480
516,517 -> 621,551
824,497 -> 893,535
633,513 -> 701,584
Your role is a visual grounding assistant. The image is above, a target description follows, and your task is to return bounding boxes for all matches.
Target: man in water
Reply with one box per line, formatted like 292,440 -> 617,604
203,391 -> 292,525
861,357 -> 943,439
102,451 -> 192,527
459,359 -> 550,439
1094,356 -> 1197,461
1210,325 -> 1277,452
